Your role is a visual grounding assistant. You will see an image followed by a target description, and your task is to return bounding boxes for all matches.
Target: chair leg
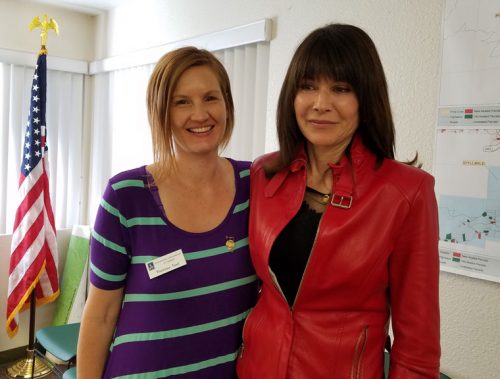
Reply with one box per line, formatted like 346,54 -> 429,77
32,348 -> 65,378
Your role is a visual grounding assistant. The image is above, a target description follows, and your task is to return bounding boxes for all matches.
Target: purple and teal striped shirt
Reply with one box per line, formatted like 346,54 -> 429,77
90,159 -> 258,378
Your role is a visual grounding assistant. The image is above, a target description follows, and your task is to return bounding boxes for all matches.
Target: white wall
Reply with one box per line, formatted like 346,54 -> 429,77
1,0 -> 499,378
0,0 -> 96,61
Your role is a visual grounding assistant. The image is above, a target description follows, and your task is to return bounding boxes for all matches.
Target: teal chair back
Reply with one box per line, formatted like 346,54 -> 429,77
63,366 -> 77,379
35,322 -> 80,362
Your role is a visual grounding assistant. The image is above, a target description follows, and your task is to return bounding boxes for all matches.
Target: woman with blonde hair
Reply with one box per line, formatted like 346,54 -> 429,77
78,46 -> 257,378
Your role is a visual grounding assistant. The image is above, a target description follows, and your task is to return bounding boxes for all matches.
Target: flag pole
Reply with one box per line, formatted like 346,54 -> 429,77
6,15 -> 59,379
6,291 -> 51,378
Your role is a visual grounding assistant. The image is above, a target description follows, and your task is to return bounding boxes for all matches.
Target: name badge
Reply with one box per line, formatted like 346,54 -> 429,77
145,249 -> 187,279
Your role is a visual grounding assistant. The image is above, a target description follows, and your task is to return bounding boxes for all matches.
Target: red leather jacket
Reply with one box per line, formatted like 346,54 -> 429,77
237,136 -> 440,378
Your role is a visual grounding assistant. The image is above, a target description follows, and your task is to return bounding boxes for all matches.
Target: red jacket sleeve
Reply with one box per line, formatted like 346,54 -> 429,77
388,174 -> 441,378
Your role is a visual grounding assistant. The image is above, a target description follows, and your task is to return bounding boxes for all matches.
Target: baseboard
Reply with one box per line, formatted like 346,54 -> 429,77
0,345 -> 28,365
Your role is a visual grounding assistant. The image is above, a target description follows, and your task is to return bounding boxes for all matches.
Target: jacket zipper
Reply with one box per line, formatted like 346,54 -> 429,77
282,209 -> 325,376
292,170 -> 338,310
239,342 -> 245,358
291,210 -> 325,311
268,176 -> 308,307
269,268 -> 286,299
238,307 -> 254,358
351,326 -> 368,379
238,321 -> 248,358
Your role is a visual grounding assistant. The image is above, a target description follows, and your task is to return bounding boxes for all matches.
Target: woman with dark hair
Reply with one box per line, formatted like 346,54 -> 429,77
77,47 -> 257,378
237,24 -> 440,378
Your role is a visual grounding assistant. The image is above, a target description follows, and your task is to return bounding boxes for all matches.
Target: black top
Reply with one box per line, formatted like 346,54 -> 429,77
269,200 -> 322,306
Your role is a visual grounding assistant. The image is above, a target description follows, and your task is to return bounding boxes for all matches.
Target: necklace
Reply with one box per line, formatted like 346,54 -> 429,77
305,186 -> 331,205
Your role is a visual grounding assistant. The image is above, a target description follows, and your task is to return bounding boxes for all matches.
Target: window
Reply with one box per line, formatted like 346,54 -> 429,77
0,62 -> 85,234
86,42 -> 269,222
0,19 -> 271,233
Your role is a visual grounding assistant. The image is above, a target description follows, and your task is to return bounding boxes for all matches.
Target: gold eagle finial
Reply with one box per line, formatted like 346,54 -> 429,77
29,14 -> 59,53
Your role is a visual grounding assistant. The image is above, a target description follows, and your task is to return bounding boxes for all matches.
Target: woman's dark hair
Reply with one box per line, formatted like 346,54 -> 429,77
270,23 -> 405,174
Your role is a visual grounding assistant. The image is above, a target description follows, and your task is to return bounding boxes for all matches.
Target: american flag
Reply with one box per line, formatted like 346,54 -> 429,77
6,52 -> 59,337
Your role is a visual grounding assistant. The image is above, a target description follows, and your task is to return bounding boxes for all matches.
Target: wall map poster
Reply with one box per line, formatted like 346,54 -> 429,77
434,0 -> 500,283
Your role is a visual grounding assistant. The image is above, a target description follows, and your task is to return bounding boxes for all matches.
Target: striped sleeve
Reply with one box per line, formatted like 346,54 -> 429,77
90,181 -> 131,290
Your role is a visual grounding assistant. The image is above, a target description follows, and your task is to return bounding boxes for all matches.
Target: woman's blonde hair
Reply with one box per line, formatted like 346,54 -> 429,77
146,46 -> 234,176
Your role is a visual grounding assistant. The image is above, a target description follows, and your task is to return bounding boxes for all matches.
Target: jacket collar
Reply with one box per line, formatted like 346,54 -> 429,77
264,134 -> 374,209
264,145 -> 307,198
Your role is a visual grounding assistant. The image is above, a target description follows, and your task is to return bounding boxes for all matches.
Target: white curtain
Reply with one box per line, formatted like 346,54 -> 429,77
0,63 -> 84,235
215,43 -> 269,161
87,42 -> 269,225
87,65 -> 155,224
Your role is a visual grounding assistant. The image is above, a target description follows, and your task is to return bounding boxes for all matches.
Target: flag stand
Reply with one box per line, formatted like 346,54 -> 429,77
6,292 -> 51,378
5,15 -> 60,378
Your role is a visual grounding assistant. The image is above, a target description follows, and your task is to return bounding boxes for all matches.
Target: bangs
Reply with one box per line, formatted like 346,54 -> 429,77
294,33 -> 356,85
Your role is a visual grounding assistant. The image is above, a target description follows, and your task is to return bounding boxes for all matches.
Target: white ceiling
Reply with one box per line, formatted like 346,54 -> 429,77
24,0 -> 125,15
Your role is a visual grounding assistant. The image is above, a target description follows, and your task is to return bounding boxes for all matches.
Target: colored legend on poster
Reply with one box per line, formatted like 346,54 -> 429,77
438,106 -> 500,128
439,243 -> 500,282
